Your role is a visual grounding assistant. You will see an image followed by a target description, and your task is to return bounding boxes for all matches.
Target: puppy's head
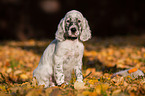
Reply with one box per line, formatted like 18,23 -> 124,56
64,10 -> 83,38
56,10 -> 91,41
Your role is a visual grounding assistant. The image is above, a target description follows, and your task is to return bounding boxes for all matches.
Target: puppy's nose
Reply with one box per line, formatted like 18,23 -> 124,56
71,28 -> 76,33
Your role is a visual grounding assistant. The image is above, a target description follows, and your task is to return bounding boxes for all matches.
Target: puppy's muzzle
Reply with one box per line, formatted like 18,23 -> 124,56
71,27 -> 77,34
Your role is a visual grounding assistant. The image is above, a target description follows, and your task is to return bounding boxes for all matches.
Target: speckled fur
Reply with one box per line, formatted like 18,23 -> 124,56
33,10 -> 91,87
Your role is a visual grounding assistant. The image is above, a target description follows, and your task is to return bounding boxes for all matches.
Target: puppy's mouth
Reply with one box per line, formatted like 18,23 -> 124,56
67,36 -> 78,40
67,30 -> 79,40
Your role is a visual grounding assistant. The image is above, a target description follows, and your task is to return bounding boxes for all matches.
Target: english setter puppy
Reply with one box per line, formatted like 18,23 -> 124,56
33,10 -> 91,87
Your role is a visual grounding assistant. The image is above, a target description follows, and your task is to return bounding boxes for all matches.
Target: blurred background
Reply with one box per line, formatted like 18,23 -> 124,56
0,0 -> 145,40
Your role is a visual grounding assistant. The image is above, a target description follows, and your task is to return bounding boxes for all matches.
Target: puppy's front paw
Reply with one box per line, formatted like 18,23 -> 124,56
76,79 -> 83,82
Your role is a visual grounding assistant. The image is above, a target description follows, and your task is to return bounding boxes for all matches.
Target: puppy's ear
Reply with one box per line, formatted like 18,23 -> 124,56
55,18 -> 65,41
80,18 -> 91,41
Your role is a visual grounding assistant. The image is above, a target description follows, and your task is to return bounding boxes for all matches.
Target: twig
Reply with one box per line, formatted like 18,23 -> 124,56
83,72 -> 92,79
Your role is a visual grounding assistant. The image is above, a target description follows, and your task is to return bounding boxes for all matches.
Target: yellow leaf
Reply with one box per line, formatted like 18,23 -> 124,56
82,91 -> 91,95
107,78 -> 111,80
94,83 -> 109,95
6,68 -> 12,73
20,74 -> 28,80
88,79 -> 98,85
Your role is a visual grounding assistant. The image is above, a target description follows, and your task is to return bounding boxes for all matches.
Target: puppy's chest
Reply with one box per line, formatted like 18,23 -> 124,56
66,46 -> 79,57
63,45 -> 80,66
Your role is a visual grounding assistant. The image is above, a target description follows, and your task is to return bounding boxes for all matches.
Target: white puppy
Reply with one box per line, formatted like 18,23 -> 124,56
33,10 -> 91,87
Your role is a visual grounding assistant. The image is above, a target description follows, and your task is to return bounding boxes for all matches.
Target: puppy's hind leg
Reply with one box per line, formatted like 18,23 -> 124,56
36,76 -> 50,88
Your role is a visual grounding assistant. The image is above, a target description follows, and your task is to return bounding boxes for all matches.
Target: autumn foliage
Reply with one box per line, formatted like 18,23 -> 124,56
0,35 -> 145,96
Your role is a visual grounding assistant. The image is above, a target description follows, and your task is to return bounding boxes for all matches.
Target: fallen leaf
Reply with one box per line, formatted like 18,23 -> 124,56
85,68 -> 96,75
20,74 -> 28,80
74,81 -> 87,90
82,91 -> 91,95
94,83 -> 109,95
6,68 -> 12,73
14,70 -> 22,75
112,89 -> 121,96
26,89 -> 43,96
128,68 -> 138,73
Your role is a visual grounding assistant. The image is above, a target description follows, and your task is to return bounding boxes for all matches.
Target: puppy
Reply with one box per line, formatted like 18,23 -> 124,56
33,10 -> 91,87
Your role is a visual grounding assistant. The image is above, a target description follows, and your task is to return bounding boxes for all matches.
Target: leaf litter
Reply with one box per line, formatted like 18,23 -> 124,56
0,35 -> 145,96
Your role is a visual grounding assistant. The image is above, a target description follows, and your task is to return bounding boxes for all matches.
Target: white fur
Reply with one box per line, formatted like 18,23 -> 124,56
33,10 -> 91,87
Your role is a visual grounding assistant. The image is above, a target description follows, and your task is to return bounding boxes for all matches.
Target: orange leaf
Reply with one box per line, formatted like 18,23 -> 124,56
85,68 -> 96,75
128,68 -> 138,74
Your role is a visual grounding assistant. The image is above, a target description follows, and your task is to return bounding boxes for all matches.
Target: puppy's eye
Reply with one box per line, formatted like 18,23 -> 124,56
66,20 -> 70,23
78,20 -> 81,23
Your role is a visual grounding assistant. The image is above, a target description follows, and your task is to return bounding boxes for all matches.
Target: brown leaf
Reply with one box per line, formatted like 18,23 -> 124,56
112,89 -> 121,96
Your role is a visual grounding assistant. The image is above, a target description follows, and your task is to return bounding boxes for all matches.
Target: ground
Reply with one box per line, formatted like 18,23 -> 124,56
0,34 -> 145,96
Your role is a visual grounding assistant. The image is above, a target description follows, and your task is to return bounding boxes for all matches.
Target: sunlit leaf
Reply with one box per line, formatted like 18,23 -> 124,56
74,81 -> 87,90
